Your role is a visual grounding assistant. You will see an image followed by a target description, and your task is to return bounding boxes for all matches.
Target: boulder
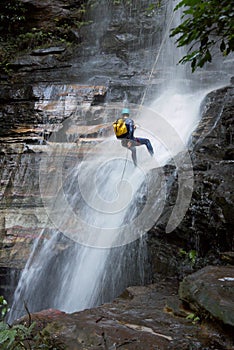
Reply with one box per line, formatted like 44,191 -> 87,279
179,265 -> 234,326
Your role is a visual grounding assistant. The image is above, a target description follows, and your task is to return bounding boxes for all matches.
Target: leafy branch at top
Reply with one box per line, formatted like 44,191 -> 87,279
170,0 -> 234,72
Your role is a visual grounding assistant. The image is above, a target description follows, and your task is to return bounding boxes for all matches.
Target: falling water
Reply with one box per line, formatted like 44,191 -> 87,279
8,0 -> 232,322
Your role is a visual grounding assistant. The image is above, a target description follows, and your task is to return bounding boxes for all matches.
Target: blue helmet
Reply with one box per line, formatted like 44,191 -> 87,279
121,108 -> 130,115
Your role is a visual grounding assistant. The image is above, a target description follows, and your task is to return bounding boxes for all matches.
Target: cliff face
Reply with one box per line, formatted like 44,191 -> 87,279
145,84 -> 233,285
0,0 -> 167,270
189,85 -> 234,254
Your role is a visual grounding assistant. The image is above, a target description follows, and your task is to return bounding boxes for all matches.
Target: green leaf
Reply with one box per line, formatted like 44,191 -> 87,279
189,250 -> 196,259
0,322 -> 8,331
193,316 -> 200,322
179,248 -> 187,256
171,0 -> 234,71
0,329 -> 17,345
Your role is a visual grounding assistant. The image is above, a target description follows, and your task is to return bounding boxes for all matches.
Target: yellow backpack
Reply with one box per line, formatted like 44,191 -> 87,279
113,118 -> 128,138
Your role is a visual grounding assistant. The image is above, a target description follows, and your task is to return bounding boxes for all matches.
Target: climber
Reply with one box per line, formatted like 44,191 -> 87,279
113,108 -> 154,166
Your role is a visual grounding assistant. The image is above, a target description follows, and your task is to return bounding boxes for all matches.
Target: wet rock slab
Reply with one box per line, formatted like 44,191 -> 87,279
21,278 -> 233,350
179,265 -> 234,327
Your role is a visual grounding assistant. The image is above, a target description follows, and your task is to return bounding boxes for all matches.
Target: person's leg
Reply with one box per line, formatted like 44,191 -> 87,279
130,146 -> 137,166
121,139 -> 137,166
134,137 -> 154,156
121,139 -> 128,148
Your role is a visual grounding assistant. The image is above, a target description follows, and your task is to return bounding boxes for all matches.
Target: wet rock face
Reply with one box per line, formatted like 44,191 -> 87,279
0,267 -> 20,304
0,0 -> 165,99
148,83 -> 234,275
0,0 -> 166,272
19,279 -> 234,350
179,265 -> 234,327
0,83 -> 108,141
0,85 -> 39,136
188,85 -> 234,256
1,0 -> 85,33
0,148 -> 47,270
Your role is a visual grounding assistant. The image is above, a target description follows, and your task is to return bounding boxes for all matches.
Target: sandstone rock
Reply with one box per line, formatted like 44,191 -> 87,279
18,279 -> 233,350
179,265 -> 234,326
31,47 -> 66,56
20,0 -> 74,30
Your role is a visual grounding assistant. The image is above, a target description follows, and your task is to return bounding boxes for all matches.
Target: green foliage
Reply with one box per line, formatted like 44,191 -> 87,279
0,296 -> 9,320
0,297 -> 65,350
145,1 -> 162,13
0,0 -> 27,33
0,321 -> 36,349
186,312 -> 200,324
170,0 -> 234,71
0,27 -> 57,73
179,249 -> 197,266
188,250 -> 197,265
52,5 -> 93,34
111,0 -> 141,6
16,29 -> 54,50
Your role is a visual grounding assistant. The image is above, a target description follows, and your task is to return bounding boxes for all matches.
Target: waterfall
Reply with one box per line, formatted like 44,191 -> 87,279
8,0 -> 232,322
9,135 -> 163,320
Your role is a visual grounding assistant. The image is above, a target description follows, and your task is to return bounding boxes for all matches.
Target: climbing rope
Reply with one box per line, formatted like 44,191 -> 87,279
137,6 -> 178,270
139,8 -> 175,109
120,148 -> 129,182
121,5 -> 175,178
